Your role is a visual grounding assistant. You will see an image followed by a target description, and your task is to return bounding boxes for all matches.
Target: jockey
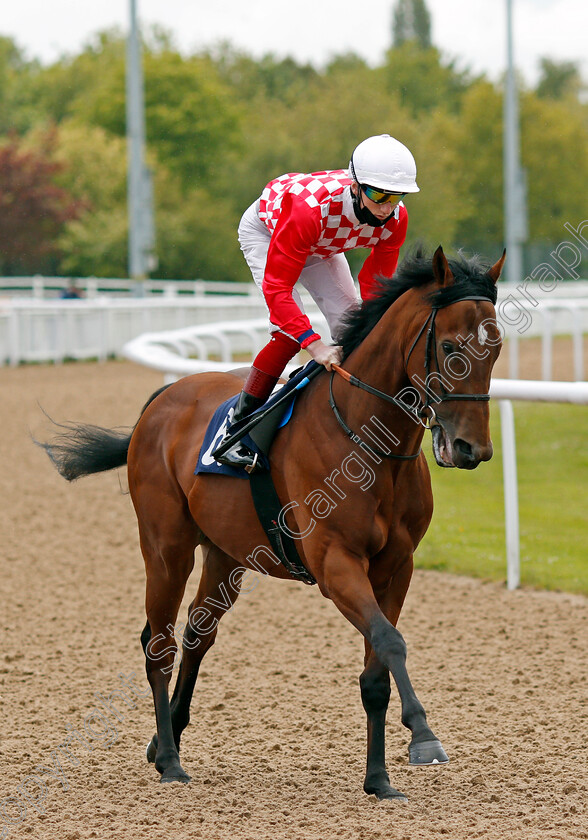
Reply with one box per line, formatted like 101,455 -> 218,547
214,134 -> 419,470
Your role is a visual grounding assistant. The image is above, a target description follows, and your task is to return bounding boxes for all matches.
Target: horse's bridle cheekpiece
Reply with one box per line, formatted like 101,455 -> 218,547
330,293 -> 495,460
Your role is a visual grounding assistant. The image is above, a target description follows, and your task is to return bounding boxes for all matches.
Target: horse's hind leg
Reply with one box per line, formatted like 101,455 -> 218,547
166,544 -> 243,751
138,514 -> 199,784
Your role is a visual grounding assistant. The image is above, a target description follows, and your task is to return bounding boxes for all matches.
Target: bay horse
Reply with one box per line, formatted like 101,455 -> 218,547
39,246 -> 505,801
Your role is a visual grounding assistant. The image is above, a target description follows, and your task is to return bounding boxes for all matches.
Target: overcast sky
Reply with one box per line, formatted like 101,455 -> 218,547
2,0 -> 587,86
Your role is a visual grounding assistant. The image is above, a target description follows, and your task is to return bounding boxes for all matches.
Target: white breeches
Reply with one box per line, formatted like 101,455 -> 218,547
237,200 -> 358,342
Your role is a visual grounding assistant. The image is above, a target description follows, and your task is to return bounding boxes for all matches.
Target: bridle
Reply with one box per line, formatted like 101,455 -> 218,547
329,293 -> 495,461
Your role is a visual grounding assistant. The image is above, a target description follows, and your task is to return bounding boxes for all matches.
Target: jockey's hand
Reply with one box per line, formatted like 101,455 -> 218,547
306,339 -> 343,371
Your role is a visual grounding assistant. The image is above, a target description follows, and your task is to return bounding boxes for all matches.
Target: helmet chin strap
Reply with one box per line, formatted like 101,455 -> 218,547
350,186 -> 393,227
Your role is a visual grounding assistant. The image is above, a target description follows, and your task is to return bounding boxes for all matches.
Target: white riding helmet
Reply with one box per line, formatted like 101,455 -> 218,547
349,134 -> 420,194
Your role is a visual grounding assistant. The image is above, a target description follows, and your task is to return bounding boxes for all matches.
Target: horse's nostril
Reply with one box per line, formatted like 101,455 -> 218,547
454,439 -> 474,460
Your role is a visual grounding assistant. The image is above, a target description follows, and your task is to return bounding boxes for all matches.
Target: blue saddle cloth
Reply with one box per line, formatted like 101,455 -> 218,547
195,361 -> 320,479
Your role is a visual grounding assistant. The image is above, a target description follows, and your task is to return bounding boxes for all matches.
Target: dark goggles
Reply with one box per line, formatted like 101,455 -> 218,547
362,185 -> 406,205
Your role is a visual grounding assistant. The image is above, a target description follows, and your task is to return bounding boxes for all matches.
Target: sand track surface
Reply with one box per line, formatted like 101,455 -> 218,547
0,359 -> 586,840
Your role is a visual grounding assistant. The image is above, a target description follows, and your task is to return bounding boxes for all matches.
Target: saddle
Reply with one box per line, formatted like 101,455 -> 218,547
196,362 -> 324,585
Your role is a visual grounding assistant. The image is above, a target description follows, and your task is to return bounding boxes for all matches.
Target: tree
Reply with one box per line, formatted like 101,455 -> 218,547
392,0 -> 432,48
50,120 -> 246,281
61,35 -> 242,187
16,29 -> 243,189
382,42 -> 475,115
3,30 -> 587,282
536,58 -> 583,101
520,91 -> 588,240
0,133 -> 84,274
154,182 -> 247,282
211,44 -> 320,105
8,29 -> 128,133
0,37 -> 24,131
434,78 -> 588,254
141,51 -> 242,185
436,81 -> 505,252
0,36 -> 43,134
51,122 -> 129,277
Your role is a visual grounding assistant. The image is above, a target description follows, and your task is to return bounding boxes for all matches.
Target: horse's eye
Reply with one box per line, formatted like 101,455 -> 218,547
441,341 -> 454,355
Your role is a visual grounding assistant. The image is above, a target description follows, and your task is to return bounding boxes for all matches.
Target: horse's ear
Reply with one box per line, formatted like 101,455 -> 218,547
432,245 -> 454,287
487,249 -> 507,284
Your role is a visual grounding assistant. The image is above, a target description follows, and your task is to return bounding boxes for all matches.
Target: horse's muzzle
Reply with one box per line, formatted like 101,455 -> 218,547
452,437 -> 493,470
431,425 -> 493,470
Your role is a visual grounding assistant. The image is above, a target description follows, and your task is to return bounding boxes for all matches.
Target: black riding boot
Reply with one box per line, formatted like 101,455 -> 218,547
213,390 -> 265,471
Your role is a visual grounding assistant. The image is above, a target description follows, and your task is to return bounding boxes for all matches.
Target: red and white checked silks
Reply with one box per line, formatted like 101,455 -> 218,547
257,170 -> 408,345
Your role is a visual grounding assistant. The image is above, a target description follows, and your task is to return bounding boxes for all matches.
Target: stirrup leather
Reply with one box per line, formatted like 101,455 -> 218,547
212,390 -> 265,471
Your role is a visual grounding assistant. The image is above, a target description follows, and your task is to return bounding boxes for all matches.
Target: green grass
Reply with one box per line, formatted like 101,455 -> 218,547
415,402 -> 588,594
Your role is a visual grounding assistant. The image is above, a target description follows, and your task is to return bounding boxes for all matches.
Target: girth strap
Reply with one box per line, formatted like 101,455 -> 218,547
248,471 -> 317,586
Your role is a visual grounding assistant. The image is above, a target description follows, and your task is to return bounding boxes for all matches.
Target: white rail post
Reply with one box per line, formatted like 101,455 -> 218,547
32,275 -> 44,299
542,309 -> 553,381
508,333 -> 519,379
499,399 -> 520,590
8,306 -> 20,366
572,308 -> 584,381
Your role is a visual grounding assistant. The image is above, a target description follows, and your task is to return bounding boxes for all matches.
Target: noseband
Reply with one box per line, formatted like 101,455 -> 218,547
329,293 -> 495,461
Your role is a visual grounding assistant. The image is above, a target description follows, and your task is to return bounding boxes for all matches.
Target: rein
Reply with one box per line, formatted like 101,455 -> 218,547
328,371 -> 422,460
330,294 -> 495,459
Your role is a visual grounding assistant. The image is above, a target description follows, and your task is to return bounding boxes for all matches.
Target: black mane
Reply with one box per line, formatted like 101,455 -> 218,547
337,246 -> 498,360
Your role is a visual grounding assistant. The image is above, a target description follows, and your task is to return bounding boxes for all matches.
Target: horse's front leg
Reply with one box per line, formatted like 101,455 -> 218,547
360,559 -> 411,799
373,560 -> 448,768
368,607 -> 447,767
359,653 -> 398,798
322,551 -> 447,799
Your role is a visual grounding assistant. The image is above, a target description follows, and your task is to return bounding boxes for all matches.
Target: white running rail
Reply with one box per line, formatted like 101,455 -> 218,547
504,298 -> 588,380
0,276 -> 258,298
488,380 -> 588,589
0,297 -> 273,366
123,316 -> 328,383
3,275 -> 588,300
1,291 -> 586,374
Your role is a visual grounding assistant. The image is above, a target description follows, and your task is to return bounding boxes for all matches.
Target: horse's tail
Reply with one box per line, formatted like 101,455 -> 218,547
37,421 -> 132,482
36,384 -> 171,482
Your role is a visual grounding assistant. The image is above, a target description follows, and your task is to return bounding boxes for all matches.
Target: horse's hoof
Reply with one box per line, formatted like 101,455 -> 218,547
375,788 -> 408,802
409,738 -> 449,766
160,766 -> 191,784
146,736 -> 157,763
365,777 -> 408,802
